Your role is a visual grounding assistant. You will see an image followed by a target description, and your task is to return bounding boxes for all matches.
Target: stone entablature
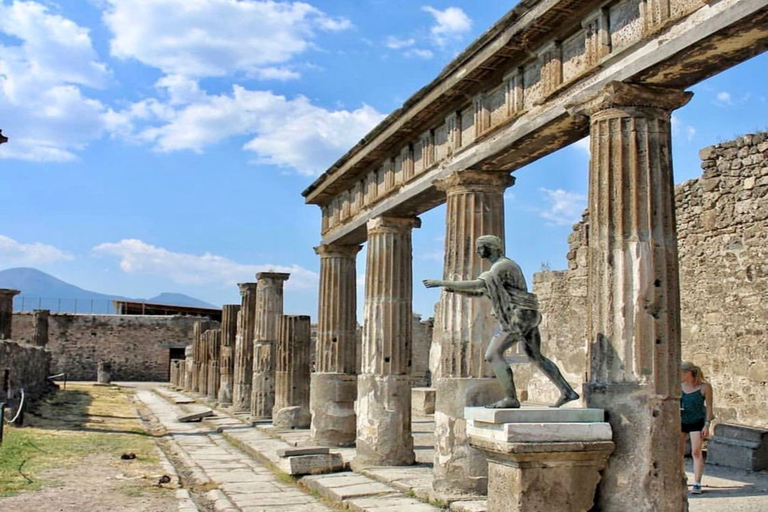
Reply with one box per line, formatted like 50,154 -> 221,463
303,0 -> 767,245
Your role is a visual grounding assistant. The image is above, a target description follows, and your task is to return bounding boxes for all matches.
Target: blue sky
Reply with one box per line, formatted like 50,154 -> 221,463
0,0 -> 765,320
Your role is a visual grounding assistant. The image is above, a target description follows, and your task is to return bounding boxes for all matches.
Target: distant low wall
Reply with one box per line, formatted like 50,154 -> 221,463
0,340 -> 51,401
12,314 -> 205,381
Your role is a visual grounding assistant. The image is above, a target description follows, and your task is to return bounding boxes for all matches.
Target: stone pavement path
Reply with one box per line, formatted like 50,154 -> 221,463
136,389 -> 336,512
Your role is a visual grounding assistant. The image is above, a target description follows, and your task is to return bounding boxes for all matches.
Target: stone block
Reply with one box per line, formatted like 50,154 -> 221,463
178,410 -> 214,422
310,372 -> 357,447
276,452 -> 344,476
412,387 -> 435,415
467,421 -> 612,443
706,423 -> 768,471
465,406 -> 605,424
273,405 -> 311,429
277,447 -> 329,457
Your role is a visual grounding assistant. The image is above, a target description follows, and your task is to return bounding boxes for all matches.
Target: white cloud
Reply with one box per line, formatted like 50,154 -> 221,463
539,188 -> 586,226
93,239 -> 318,290
422,6 -> 472,46
0,235 -> 73,265
112,83 -> 384,175
716,91 -> 734,106
386,36 -> 415,50
671,114 -> 696,141
0,1 -> 112,161
404,48 -> 434,59
102,0 -> 350,79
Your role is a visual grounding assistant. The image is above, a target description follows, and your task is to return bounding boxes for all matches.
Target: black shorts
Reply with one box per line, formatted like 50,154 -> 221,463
681,419 -> 706,433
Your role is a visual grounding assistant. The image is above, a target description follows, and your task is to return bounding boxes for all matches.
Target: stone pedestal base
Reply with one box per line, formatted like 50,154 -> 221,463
412,387 -> 435,415
467,407 -> 613,512
218,383 -> 233,406
433,377 -> 504,494
707,423 -> 768,471
310,373 -> 357,447
355,374 -> 414,466
273,405 -> 311,429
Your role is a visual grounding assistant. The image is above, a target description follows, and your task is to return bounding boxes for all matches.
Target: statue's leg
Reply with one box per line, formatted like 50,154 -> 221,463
523,326 -> 579,407
484,329 -> 520,408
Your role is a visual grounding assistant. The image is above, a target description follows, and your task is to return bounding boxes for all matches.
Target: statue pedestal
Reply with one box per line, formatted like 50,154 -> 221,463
466,407 -> 614,512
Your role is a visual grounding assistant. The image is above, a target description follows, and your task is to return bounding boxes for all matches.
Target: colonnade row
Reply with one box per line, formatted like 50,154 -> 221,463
308,82 -> 690,512
172,82 -> 689,512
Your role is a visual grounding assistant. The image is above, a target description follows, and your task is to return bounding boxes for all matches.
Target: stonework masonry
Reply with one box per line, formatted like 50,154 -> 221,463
524,132 -> 768,429
0,340 -> 51,401
12,313 -> 205,381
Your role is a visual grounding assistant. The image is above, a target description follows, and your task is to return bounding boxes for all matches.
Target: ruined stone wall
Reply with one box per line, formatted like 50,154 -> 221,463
676,133 -> 768,428
412,314 -> 434,387
527,132 -> 768,427
0,340 -> 51,401
12,314 -> 204,381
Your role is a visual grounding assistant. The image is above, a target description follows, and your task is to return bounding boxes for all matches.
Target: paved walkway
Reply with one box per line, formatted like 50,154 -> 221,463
136,384 -> 768,512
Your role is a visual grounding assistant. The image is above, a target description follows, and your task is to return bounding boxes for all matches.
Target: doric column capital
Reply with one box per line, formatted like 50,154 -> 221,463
256,272 -> 290,282
0,288 -> 20,299
366,216 -> 421,234
567,81 -> 692,118
314,243 -> 363,259
238,282 -> 257,296
434,170 -> 515,195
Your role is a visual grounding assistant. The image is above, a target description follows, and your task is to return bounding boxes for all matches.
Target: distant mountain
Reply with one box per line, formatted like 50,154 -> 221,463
0,267 -> 218,313
148,292 -> 217,309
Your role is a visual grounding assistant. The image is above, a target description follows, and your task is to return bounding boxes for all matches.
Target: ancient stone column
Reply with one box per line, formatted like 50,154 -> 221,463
432,170 -> 514,493
251,272 -> 290,419
573,81 -> 691,512
355,216 -> 420,466
195,321 -> 210,395
183,344 -> 194,391
0,289 -> 20,340
218,304 -> 241,405
310,243 -> 362,446
207,329 -> 222,401
97,361 -> 112,384
233,283 -> 257,411
32,309 -> 50,347
273,315 -> 312,428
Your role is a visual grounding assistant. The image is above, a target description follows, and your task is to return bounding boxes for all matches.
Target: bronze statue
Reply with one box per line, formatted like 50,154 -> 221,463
424,235 -> 579,408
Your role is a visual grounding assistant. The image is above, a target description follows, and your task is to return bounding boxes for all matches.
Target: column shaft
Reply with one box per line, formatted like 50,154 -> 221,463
355,216 -> 419,466
251,272 -> 290,419
233,283 -> 257,411
311,244 -> 361,447
207,329 -> 222,400
218,304 -> 241,405
579,82 -> 690,512
273,315 -> 311,428
432,170 -> 514,494
0,289 -> 20,340
32,309 -> 50,347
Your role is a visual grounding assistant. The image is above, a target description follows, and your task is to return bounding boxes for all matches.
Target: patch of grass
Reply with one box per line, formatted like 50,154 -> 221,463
0,384 -> 161,497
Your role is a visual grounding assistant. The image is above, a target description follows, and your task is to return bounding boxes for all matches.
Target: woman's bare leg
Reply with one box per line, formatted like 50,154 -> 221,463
690,431 -> 705,484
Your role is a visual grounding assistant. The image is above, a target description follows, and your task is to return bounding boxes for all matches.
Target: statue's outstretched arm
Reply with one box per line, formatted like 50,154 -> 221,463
423,278 -> 485,293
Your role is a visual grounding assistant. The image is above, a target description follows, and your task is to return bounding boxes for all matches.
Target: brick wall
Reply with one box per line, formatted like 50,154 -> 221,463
12,314 -> 206,381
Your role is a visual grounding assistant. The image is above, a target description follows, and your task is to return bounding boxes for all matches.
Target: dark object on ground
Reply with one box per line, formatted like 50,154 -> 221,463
120,452 -> 136,460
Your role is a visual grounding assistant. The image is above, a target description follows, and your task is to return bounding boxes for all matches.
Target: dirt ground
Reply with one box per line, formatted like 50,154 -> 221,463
0,383 -> 181,512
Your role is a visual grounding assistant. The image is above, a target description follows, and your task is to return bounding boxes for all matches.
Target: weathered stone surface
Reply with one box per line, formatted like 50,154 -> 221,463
0,339 -> 51,401
470,437 -> 613,512
356,216 -> 419,466
0,289 -> 20,340
467,421 -> 612,443
206,329 -> 222,400
31,309 -> 49,347
411,387 -> 435,416
276,453 -> 344,476
251,272 -> 290,419
277,447 -> 330,457
178,410 -> 214,423
707,423 -> 768,471
310,372 -> 358,447
465,406 -> 604,424
273,315 -> 311,428
96,361 -> 112,385
233,283 -> 257,412
218,304 -> 240,405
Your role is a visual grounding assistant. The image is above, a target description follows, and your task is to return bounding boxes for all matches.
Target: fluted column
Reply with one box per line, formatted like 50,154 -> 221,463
573,81 -> 690,512
431,170 -> 514,493
251,272 -> 290,419
273,315 -> 312,428
233,283 -> 257,411
195,321 -> 211,395
184,344 -> 194,391
310,243 -> 362,446
0,289 -> 20,340
32,309 -> 50,347
355,216 -> 420,466
207,329 -> 222,400
218,304 -> 241,405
